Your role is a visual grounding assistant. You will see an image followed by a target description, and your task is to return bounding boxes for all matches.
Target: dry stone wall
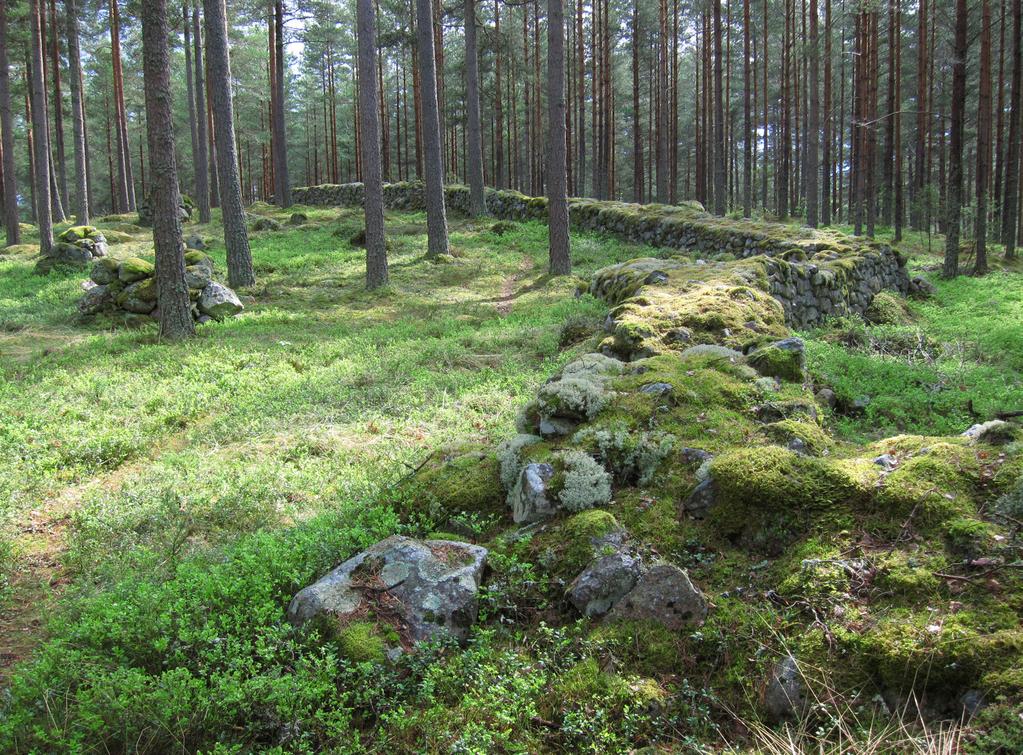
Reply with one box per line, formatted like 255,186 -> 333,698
294,182 -> 909,329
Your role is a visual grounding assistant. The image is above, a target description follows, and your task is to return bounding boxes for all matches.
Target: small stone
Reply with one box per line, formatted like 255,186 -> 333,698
763,655 -> 807,721
198,282 -> 244,319
186,234 -> 208,250
639,382 -> 673,396
873,454 -> 899,471
681,477 -> 716,519
538,416 -> 578,438
567,550 -> 643,617
510,462 -> 557,524
962,420 -> 1017,446
608,563 -> 708,630
816,388 -> 837,409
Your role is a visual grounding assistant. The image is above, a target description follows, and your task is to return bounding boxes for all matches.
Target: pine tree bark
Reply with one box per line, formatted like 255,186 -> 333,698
192,5 -> 210,222
357,0 -> 388,287
656,0 -> 669,202
184,4 -> 200,201
66,0 -> 89,225
712,0 -> 725,214
48,0 -> 68,211
464,0 -> 486,215
1001,0 -> 1021,257
977,0 -> 993,273
29,0 -> 54,255
912,0 -> 927,229
140,0 -> 194,339
547,0 -> 570,274
109,0 -> 133,211
631,3 -> 643,203
821,0 -> 832,225
271,0 -> 291,207
415,0 -> 449,256
0,0 -> 19,245
204,0 -> 254,287
493,0 -> 504,189
944,0 -> 968,277
806,0 -> 819,227
742,0 -> 752,217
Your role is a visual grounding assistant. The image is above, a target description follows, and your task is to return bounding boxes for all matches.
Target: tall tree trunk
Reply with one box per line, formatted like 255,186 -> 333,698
66,0 -> 89,225
631,3 -> 643,203
893,0 -> 903,240
109,0 -> 133,211
761,0 -> 768,210
656,0 -> 669,202
29,0 -> 54,255
881,0 -> 896,224
464,0 -> 486,215
493,0 -> 504,188
193,4 -> 210,222
140,0 -> 194,339
271,0 -> 291,207
184,3 -> 200,201
944,0 -> 968,277
712,0 -> 725,214
742,0 -> 752,217
204,0 -> 254,287
912,0 -> 927,229
357,0 -> 388,287
821,0 -> 832,224
547,0 -> 570,274
0,0 -> 19,245
1001,0 -> 1021,257
49,0 -> 68,211
977,0 -> 993,273
806,0 -> 819,227
415,0 -> 449,256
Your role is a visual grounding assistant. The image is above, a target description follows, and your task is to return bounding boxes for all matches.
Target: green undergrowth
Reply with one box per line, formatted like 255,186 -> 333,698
3,210 -> 1023,752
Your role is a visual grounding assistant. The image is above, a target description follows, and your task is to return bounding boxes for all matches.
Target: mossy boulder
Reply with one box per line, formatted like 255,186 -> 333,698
395,443 -> 505,536
761,419 -> 832,456
118,257 -> 155,283
747,337 -> 806,382
865,290 -> 913,325
532,509 -> 624,581
703,446 -> 866,550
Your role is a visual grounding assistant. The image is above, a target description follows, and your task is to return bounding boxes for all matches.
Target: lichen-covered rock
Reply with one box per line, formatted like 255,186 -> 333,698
531,354 -> 625,436
567,550 -> 643,617
287,535 -> 488,645
747,337 -> 806,382
608,563 -> 708,630
77,284 -> 111,315
510,462 -> 557,524
496,434 -> 543,490
763,656 -> 807,721
185,234 -> 208,251
199,282 -> 244,319
963,420 -> 1017,446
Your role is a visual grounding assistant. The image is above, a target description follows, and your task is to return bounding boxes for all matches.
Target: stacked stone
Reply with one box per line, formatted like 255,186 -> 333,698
34,226 -> 110,275
77,249 -> 243,325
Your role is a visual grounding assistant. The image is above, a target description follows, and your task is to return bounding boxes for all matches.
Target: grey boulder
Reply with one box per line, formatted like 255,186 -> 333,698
963,420 -> 1017,446
567,550 -> 643,617
608,563 -> 708,630
199,282 -> 244,319
288,535 -> 488,644
510,462 -> 556,524
763,655 -> 807,721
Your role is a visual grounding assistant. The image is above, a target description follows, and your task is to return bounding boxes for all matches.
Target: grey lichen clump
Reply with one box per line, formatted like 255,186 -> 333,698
77,249 -> 243,325
519,353 -> 626,438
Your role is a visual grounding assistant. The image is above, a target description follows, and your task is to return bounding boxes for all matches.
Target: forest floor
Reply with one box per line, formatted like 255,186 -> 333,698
1,206 -> 1022,751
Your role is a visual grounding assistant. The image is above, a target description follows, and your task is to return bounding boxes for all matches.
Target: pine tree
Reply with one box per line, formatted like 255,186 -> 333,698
358,0 -> 388,287
547,0 -> 571,274
0,0 -> 19,245
415,0 -> 449,256
943,0 -> 968,277
141,0 -> 194,339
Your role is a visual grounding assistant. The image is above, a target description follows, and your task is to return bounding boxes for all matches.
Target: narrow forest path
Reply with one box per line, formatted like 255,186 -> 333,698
495,254 -> 537,316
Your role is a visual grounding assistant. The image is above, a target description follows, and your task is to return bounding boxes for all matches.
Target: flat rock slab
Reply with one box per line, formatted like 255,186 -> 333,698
608,563 -> 708,630
288,535 -> 487,644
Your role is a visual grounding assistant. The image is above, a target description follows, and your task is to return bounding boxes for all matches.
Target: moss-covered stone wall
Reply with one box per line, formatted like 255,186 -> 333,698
293,182 -> 908,329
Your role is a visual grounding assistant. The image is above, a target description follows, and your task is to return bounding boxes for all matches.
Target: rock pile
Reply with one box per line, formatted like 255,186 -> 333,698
77,249 -> 244,324
34,226 -> 110,275
137,194 -> 194,227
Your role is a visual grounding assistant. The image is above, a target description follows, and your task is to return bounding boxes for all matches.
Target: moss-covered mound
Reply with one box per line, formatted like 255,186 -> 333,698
276,195 -> 1021,739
